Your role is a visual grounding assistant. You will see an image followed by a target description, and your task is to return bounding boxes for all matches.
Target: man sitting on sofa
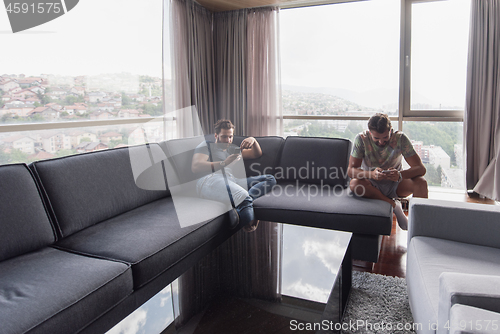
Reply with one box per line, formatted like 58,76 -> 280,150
191,119 -> 276,229
347,113 -> 428,230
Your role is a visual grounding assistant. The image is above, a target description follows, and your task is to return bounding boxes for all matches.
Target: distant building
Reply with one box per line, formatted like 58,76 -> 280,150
2,103 -> 35,117
0,135 -> 36,154
67,130 -> 97,148
99,132 -> 123,143
29,106 -> 60,121
65,105 -> 87,115
0,80 -> 20,92
37,132 -> 71,153
88,91 -> 107,103
89,110 -> 115,120
441,168 -> 465,189
17,77 -> 43,87
422,145 -> 450,169
76,141 -> 108,153
454,144 -> 463,169
11,89 -> 37,100
411,140 -> 423,158
70,86 -> 86,96
29,151 -> 56,161
118,109 -> 140,118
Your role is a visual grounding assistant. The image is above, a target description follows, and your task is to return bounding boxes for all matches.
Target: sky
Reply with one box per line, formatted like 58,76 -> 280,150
280,0 -> 471,109
1,0 -> 469,108
0,0 -> 165,78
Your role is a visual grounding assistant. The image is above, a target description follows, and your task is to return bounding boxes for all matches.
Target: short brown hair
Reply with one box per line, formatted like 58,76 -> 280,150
368,113 -> 391,133
214,119 -> 235,134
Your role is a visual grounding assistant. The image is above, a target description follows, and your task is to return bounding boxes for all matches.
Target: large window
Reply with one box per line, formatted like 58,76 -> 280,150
0,0 -> 166,165
281,0 -> 401,118
404,0 -> 471,115
281,0 -> 471,190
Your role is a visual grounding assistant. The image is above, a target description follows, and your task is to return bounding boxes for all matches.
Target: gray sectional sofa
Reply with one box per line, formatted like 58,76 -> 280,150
407,198 -> 500,334
0,135 -> 393,334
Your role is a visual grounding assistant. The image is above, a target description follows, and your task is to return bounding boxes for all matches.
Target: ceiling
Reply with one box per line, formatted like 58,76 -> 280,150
195,0 -> 361,12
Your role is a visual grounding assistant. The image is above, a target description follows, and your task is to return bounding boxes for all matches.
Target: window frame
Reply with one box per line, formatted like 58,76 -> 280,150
400,0 -> 466,125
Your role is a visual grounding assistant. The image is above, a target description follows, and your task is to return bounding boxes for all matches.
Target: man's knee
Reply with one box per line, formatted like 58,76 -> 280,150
265,174 -> 277,187
412,176 -> 428,189
236,195 -> 253,210
349,178 -> 370,196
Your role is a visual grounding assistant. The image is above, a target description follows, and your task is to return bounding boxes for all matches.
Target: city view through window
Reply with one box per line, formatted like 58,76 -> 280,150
281,0 -> 470,189
1,0 -> 470,191
0,0 -> 167,165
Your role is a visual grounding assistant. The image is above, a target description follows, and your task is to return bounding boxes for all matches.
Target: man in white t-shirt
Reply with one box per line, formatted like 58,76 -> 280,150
347,113 -> 428,230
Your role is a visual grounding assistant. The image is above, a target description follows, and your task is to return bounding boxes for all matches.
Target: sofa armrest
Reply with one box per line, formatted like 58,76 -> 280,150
449,304 -> 500,334
408,198 -> 500,249
438,272 -> 500,334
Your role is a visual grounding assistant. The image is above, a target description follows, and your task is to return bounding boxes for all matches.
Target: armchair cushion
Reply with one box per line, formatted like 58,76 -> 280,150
408,198 -> 500,249
407,237 -> 500,331
438,273 -> 500,334
450,304 -> 500,334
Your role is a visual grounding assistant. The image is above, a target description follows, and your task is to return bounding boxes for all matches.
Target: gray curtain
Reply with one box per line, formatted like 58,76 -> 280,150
171,0 -> 282,136
170,0 -> 217,134
465,0 -> 500,199
168,2 -> 284,326
214,10 -> 248,134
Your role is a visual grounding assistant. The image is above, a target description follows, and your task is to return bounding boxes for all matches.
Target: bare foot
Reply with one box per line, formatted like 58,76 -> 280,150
243,220 -> 260,233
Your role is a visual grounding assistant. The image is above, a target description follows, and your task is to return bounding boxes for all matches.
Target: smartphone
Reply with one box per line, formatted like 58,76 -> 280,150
381,170 -> 392,174
228,146 -> 241,155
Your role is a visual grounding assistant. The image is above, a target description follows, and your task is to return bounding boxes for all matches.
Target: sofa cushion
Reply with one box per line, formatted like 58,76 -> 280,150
30,144 -> 169,238
55,197 -> 230,289
277,136 -> 351,187
0,164 -> 55,262
0,247 -> 132,334
253,182 -> 392,235
406,236 -> 500,331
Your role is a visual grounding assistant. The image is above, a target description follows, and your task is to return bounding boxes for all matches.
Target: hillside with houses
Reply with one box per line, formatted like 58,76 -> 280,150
0,73 -> 167,164
0,73 -> 167,122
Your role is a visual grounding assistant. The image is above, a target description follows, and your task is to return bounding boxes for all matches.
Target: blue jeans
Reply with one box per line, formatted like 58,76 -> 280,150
196,173 -> 276,225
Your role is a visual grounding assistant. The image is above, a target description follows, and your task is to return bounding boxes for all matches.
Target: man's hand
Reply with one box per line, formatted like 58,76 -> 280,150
240,137 -> 256,150
371,167 -> 388,181
224,154 -> 241,166
241,137 -> 262,159
372,167 -> 400,181
384,168 -> 400,182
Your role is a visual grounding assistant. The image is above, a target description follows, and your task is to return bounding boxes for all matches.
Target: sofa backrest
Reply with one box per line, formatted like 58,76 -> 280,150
159,136 -> 208,189
0,164 -> 56,262
232,135 -> 285,177
277,136 -> 352,187
30,144 -> 169,238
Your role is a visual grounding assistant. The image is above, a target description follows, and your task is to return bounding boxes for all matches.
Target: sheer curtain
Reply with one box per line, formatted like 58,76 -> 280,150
213,10 -> 248,133
247,8 -> 282,137
213,7 -> 282,136
170,0 -> 217,135
465,0 -> 500,199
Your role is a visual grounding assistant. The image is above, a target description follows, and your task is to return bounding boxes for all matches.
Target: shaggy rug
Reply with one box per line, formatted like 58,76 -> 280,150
340,271 -> 416,334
